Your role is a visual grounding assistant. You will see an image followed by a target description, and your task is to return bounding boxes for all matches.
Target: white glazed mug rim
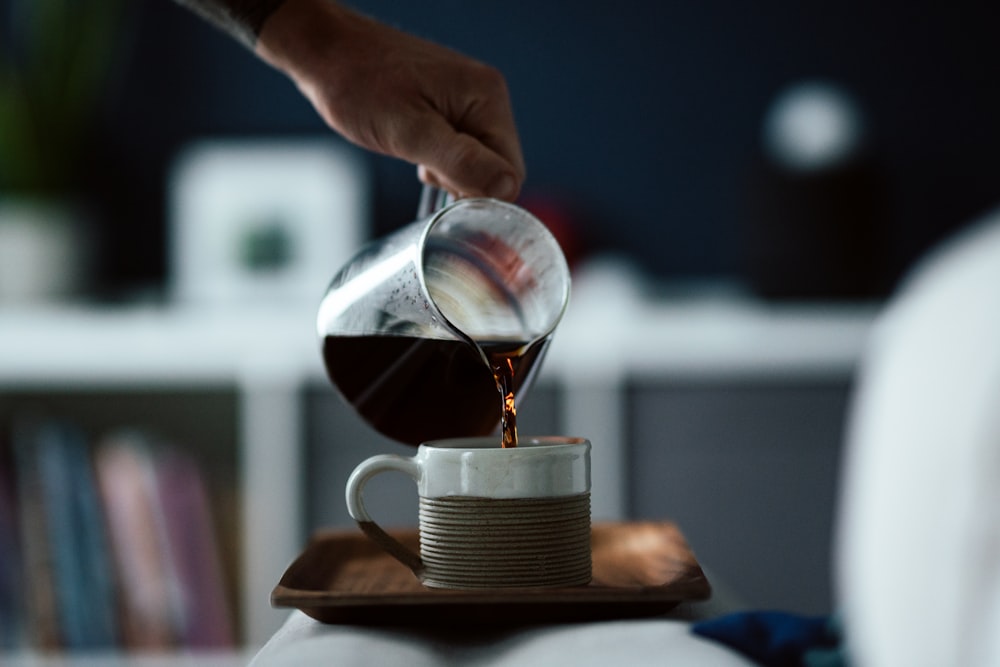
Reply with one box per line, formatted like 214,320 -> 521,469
413,436 -> 590,499
419,435 -> 589,451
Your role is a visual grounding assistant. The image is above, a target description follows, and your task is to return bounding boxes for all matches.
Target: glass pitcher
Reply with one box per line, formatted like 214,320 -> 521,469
317,186 -> 571,446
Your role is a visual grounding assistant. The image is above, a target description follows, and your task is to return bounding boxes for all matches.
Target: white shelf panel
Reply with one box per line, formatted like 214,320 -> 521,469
0,305 -> 321,387
545,300 -> 877,384
0,297 -> 878,387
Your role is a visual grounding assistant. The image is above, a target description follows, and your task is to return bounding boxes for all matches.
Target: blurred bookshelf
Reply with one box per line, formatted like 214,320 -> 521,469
0,304 -> 319,655
0,279 -> 879,655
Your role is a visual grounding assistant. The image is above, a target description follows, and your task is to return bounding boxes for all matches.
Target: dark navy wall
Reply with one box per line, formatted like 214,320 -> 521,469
87,1 -> 1000,298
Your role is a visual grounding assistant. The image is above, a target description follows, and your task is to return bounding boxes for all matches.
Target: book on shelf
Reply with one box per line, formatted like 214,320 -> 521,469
94,430 -> 176,649
2,417 -> 238,652
0,441 -> 24,650
153,446 -> 235,647
12,418 -> 63,651
34,420 -> 119,650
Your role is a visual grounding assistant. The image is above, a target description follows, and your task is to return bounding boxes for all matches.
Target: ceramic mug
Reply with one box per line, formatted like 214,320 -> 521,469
345,436 -> 592,589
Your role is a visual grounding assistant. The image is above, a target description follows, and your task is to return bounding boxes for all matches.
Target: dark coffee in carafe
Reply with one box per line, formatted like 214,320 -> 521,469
322,335 -> 548,447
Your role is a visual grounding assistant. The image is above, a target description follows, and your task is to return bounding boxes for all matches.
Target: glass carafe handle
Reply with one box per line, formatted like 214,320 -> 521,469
417,184 -> 454,220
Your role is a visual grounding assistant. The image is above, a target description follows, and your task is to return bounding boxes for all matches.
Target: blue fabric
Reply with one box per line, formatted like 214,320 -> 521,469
691,611 -> 848,667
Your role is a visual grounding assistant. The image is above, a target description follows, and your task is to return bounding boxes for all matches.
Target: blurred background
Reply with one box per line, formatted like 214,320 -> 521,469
2,0 -> 1000,653
2,0 -> 999,302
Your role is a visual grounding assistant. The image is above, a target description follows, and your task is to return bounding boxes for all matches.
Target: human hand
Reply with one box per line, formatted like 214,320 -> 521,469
256,0 -> 525,201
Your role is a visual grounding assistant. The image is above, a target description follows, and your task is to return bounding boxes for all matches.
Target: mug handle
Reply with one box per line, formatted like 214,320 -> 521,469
345,454 -> 425,577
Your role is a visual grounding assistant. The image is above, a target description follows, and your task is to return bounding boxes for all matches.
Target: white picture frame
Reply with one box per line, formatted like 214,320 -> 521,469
168,137 -> 369,308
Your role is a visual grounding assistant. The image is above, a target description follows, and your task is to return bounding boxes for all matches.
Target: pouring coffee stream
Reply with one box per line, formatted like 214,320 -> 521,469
318,186 -> 570,448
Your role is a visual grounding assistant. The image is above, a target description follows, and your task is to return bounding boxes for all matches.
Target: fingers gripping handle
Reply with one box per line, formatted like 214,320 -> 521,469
345,454 -> 424,576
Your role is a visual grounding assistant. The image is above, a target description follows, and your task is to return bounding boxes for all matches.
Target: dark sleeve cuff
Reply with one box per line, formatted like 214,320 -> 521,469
173,0 -> 289,48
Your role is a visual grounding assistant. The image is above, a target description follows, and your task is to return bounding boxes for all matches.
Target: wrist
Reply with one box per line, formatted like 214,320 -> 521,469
255,0 -> 348,80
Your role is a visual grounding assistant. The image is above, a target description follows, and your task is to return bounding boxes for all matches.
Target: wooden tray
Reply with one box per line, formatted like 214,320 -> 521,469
271,521 -> 711,626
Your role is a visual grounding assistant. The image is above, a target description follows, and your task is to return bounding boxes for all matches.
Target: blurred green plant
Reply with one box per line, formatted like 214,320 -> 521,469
0,0 -> 125,194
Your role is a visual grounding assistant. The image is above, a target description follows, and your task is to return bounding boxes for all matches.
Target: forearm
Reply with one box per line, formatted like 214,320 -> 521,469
177,0 -> 524,200
173,0 -> 289,48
